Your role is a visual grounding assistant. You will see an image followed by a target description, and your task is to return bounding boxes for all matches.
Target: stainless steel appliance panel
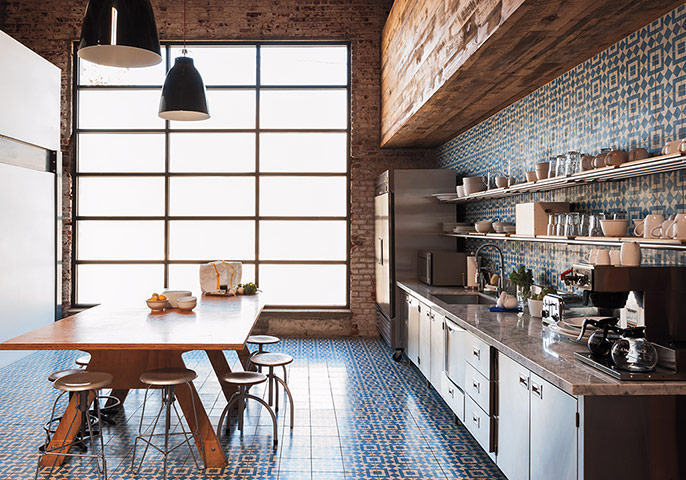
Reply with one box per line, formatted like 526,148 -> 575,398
374,169 -> 456,351
374,192 -> 392,317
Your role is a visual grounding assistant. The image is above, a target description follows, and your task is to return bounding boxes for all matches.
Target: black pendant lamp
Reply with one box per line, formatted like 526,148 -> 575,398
77,0 -> 162,68
158,0 -> 210,121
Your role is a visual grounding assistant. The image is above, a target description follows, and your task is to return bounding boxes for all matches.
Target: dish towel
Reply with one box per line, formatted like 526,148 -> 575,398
489,306 -> 522,313
199,261 -> 242,294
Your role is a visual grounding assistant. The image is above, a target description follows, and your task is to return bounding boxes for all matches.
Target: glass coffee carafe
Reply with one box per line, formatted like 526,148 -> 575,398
611,326 -> 658,373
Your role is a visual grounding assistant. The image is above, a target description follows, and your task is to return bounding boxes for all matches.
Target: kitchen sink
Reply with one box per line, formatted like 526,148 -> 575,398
429,293 -> 496,305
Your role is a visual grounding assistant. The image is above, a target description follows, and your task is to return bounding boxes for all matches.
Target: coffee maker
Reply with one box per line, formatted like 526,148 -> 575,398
563,264 -> 686,380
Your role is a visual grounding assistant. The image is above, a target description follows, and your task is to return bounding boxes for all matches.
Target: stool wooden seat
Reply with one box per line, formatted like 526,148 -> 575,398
247,335 -> 280,345
139,367 -> 197,386
246,335 -> 281,375
54,372 -> 114,392
216,371 -> 278,447
251,352 -> 293,368
48,368 -> 83,383
132,367 -> 202,480
219,371 -> 267,386
75,354 -> 91,367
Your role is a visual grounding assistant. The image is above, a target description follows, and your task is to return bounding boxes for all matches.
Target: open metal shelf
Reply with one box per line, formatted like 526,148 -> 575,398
441,232 -> 686,251
439,152 -> 686,203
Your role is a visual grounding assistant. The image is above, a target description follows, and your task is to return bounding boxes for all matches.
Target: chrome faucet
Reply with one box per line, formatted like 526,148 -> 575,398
474,243 -> 505,297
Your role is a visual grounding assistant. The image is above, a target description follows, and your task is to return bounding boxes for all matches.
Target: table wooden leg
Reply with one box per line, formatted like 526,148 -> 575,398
39,391 -> 95,467
237,345 -> 252,370
175,380 -> 227,467
105,388 -> 129,408
205,350 -> 238,402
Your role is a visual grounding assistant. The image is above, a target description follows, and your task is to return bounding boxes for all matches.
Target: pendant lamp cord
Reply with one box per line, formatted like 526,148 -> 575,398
182,0 -> 187,55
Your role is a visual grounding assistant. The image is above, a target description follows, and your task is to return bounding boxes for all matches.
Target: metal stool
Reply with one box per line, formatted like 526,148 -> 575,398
216,371 -> 278,447
74,354 -> 121,424
36,371 -> 113,480
132,367 -> 203,480
41,369 -> 94,452
246,336 -> 287,381
250,353 -> 294,427
75,354 -> 91,368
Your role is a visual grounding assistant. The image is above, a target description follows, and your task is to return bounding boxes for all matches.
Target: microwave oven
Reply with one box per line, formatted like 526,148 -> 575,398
417,250 -> 466,286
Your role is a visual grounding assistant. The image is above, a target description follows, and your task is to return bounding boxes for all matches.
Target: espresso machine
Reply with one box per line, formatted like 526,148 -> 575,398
562,264 -> 686,380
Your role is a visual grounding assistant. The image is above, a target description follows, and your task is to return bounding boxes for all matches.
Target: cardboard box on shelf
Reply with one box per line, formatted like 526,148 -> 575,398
515,202 -> 570,236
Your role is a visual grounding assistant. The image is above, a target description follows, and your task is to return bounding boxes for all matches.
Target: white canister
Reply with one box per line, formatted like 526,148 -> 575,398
620,241 -> 641,266
466,256 -> 478,287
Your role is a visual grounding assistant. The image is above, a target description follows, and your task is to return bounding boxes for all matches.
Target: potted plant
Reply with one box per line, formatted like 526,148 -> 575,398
509,265 -> 533,307
527,286 -> 556,318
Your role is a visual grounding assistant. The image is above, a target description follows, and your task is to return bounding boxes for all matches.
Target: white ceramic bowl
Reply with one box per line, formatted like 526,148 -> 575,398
162,290 -> 193,308
600,219 -> 629,237
146,299 -> 168,311
475,221 -> 492,233
176,296 -> 197,311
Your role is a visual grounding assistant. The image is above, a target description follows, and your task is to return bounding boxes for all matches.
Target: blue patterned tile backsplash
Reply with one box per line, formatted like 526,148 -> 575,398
437,6 -> 686,290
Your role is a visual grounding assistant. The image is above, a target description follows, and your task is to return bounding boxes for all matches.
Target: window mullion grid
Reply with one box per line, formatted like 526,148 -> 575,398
255,44 -> 261,288
73,42 -> 351,307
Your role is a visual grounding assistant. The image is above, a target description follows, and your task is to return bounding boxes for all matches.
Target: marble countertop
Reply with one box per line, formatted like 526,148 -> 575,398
398,280 -> 686,396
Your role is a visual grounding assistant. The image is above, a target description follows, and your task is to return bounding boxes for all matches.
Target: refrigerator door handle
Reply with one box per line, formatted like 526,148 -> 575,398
378,238 -> 383,265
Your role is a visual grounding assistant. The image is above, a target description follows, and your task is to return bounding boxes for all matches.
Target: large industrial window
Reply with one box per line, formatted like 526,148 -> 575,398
73,43 -> 350,307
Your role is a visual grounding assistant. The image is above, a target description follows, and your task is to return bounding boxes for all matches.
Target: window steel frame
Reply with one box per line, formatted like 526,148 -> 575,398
72,41 -> 351,309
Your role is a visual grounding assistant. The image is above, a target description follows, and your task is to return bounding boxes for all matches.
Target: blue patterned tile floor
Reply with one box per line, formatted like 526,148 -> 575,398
0,339 -> 506,479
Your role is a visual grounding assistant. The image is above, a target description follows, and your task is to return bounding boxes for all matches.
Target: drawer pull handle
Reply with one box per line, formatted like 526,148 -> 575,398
472,379 -> 480,393
472,413 -> 480,428
531,382 -> 543,399
519,374 -> 529,389
472,347 -> 481,360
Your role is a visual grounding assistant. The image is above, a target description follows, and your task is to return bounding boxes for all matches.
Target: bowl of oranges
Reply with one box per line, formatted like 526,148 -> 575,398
146,293 -> 168,311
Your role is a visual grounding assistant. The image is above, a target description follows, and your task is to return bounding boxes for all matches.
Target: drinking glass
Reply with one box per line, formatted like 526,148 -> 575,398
547,213 -> 559,236
548,157 -> 557,178
556,214 -> 565,236
565,151 -> 581,175
556,154 -> 566,176
564,212 -> 581,236
580,213 -> 591,236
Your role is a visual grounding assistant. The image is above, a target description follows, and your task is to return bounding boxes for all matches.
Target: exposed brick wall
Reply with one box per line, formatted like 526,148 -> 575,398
3,0 -> 436,336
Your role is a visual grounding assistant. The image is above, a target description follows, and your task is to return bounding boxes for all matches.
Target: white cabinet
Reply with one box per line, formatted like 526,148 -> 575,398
444,318 -> 465,389
418,301 -> 432,378
530,373 -> 577,480
497,352 -> 578,480
430,311 -> 445,388
497,352 -> 531,480
406,295 -> 420,365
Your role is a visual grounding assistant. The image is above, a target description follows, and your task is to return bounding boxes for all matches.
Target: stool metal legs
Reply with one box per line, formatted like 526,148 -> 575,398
36,390 -> 108,480
131,384 -> 203,480
266,366 -> 294,428
216,385 -> 278,447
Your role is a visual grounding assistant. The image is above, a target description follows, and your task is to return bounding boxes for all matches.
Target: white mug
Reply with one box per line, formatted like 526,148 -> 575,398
595,249 -> 611,265
667,216 -> 686,240
588,248 -> 599,265
651,219 -> 675,239
633,214 -> 665,238
609,250 -> 621,266
620,241 -> 641,266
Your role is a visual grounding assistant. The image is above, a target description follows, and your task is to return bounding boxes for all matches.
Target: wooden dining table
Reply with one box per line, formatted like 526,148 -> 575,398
0,293 -> 265,468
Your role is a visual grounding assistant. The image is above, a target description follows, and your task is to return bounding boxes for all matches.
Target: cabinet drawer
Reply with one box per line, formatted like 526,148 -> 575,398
464,362 -> 492,415
465,331 -> 491,379
441,371 -> 464,422
465,394 -> 494,453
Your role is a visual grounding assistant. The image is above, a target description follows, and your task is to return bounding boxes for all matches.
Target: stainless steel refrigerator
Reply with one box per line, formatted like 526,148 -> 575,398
374,169 -> 456,357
